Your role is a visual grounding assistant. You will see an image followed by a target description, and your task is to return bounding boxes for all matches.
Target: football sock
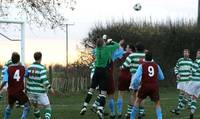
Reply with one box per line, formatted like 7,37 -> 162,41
4,105 -> 12,119
108,98 -> 115,115
83,91 -> 93,107
190,98 -> 197,114
92,96 -> 100,107
21,103 -> 30,119
126,104 -> 132,115
156,107 -> 162,119
139,106 -> 145,115
177,93 -> 184,110
98,93 -> 106,111
117,97 -> 123,114
178,96 -> 187,111
187,96 -> 192,107
33,109 -> 41,118
44,107 -> 52,119
130,106 -> 138,119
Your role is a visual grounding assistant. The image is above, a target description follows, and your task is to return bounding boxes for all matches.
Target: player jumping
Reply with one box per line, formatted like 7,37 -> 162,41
116,44 -> 134,118
80,38 -> 119,119
121,42 -> 145,118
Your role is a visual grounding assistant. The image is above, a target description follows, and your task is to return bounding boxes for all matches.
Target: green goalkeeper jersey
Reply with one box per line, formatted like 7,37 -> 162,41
174,57 -> 193,82
95,41 -> 119,68
26,62 -> 51,94
122,52 -> 145,74
191,58 -> 200,81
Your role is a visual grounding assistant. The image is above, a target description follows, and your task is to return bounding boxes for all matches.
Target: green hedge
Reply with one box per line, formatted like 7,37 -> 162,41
82,20 -> 200,87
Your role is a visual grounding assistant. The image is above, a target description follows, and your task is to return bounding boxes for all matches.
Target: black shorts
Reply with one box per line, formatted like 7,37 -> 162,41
8,91 -> 29,105
91,67 -> 109,91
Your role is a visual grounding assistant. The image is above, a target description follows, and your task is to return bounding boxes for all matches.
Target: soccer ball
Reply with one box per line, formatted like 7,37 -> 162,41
133,3 -> 142,11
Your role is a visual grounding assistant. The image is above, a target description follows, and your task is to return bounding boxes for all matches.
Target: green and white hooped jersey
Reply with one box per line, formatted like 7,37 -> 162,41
191,58 -> 200,81
174,57 -> 193,82
26,62 -> 51,94
122,52 -> 145,74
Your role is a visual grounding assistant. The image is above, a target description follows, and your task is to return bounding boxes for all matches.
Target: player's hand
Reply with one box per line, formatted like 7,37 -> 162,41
50,88 -> 56,95
176,74 -> 180,79
106,39 -> 112,43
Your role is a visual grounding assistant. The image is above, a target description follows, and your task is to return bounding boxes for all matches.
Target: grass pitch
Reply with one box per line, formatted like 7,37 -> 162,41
0,88 -> 199,119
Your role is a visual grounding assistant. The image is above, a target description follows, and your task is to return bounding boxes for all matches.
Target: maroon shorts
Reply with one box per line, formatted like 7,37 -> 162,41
137,84 -> 160,102
107,68 -> 115,95
118,70 -> 131,91
8,91 -> 29,105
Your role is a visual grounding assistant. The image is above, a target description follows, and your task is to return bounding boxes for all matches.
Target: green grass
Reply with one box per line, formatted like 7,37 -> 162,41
0,88 -> 199,119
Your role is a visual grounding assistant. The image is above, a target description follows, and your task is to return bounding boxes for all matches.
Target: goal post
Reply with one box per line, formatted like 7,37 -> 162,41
0,19 -> 25,65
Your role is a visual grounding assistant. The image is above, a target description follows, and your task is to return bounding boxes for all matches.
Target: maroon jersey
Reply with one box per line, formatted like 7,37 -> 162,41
141,62 -> 158,86
138,62 -> 160,101
118,52 -> 132,91
7,65 -> 25,95
119,52 -> 131,64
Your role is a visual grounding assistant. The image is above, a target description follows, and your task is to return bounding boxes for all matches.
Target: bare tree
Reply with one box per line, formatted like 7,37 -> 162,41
0,0 -> 77,28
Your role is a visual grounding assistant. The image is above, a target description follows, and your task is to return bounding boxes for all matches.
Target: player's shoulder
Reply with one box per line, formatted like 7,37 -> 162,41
8,64 -> 25,70
28,62 -> 46,70
177,57 -> 186,62
129,52 -> 145,57
178,57 -> 184,61
5,60 -> 13,66
195,59 -> 200,64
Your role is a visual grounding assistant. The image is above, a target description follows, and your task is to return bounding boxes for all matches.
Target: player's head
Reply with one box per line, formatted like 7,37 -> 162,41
183,49 -> 190,58
135,42 -> 144,52
34,52 -> 42,62
145,51 -> 153,61
126,44 -> 135,52
11,52 -> 20,64
196,49 -> 200,58
96,38 -> 105,47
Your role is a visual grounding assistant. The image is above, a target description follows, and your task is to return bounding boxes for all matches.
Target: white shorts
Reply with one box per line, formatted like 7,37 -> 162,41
28,93 -> 50,106
185,81 -> 200,98
177,82 -> 189,91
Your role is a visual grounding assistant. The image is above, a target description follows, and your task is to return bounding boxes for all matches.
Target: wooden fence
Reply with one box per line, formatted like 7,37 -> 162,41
49,65 -> 91,93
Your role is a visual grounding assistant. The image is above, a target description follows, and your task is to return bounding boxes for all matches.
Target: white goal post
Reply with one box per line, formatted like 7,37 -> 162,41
0,19 -> 25,65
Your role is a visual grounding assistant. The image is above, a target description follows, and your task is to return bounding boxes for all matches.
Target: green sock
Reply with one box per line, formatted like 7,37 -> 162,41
34,109 -> 41,118
177,96 -> 187,111
127,104 -> 132,114
44,107 -> 52,119
190,99 -> 197,114
139,106 -> 145,115
177,93 -> 184,110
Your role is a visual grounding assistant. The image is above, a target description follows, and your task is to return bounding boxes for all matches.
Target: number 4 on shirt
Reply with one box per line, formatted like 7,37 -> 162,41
13,69 -> 20,82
